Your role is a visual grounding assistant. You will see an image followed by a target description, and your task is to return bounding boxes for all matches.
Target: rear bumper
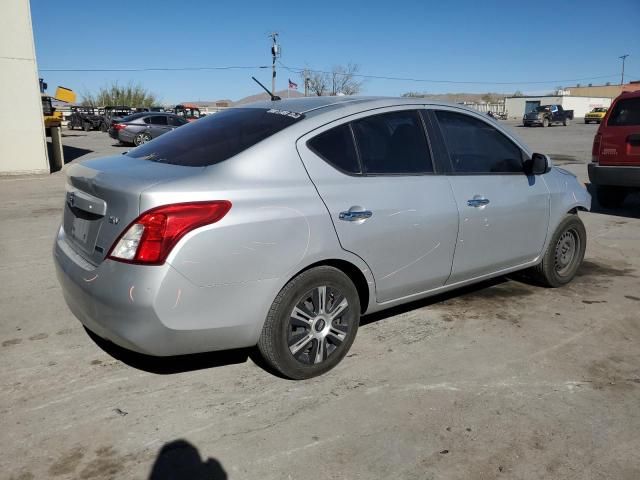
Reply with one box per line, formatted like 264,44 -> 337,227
588,163 -> 640,188
53,227 -> 264,356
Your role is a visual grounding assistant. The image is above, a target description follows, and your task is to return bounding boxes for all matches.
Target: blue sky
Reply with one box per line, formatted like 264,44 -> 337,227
32,0 -> 639,104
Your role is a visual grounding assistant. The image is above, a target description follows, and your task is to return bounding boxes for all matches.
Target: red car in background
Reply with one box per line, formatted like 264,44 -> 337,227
589,90 -> 640,208
174,103 -> 202,122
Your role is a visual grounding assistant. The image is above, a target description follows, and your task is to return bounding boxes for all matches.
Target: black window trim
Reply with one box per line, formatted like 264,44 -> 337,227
429,107 -> 529,176
307,123 -> 362,176
306,107 -> 439,177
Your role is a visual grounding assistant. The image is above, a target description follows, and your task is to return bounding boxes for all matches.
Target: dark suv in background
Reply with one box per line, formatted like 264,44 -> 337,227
108,112 -> 188,146
589,90 -> 640,208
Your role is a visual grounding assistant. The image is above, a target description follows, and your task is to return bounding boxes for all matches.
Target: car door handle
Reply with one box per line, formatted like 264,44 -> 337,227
467,198 -> 490,207
339,210 -> 373,221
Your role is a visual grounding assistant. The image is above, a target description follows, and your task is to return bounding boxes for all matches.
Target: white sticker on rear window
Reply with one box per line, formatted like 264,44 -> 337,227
266,108 -> 302,119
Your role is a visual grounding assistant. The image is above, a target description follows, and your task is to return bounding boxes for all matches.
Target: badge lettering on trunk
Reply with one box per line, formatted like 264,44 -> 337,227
108,216 -> 120,225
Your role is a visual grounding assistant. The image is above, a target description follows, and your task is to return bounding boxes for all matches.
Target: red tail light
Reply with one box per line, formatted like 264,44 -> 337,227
592,133 -> 602,163
107,201 -> 232,265
114,123 -> 127,131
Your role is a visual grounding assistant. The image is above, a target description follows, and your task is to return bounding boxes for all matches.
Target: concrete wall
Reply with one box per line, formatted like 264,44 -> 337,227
561,96 -> 612,118
505,96 -> 613,119
0,0 -> 49,175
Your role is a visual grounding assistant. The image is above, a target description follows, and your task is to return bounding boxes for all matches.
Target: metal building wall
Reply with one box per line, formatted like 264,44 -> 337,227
0,0 -> 49,175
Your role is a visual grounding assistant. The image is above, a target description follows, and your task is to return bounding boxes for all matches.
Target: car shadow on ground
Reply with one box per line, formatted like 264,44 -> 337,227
148,439 -> 227,480
84,328 -> 251,375
585,183 -> 640,220
360,276 -> 510,326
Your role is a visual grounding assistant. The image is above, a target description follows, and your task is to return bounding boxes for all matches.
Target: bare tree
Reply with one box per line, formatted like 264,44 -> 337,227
330,63 -> 364,95
301,64 -> 364,96
302,68 -> 329,96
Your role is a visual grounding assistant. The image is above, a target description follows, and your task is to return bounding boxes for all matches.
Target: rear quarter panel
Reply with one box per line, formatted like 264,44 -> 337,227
140,134 -> 375,340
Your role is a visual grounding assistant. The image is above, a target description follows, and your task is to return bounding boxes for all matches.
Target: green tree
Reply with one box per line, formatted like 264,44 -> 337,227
81,82 -> 159,107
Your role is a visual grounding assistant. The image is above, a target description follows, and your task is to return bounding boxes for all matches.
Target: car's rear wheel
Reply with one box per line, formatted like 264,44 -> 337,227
563,117 -> 570,126
542,118 -> 549,127
133,132 -> 152,146
100,122 -> 108,132
83,122 -> 91,132
597,186 -> 627,209
525,215 -> 586,287
258,266 -> 360,380
67,122 -> 74,130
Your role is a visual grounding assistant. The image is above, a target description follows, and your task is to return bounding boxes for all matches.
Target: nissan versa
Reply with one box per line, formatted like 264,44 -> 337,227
54,97 -> 591,379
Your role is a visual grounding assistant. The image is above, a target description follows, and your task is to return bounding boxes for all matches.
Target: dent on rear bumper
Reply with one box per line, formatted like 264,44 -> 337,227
53,227 -> 269,356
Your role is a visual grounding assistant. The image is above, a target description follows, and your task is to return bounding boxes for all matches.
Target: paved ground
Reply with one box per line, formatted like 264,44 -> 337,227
1,120 -> 639,479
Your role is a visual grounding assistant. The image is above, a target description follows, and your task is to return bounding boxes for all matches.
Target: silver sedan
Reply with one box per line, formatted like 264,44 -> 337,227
54,97 -> 591,379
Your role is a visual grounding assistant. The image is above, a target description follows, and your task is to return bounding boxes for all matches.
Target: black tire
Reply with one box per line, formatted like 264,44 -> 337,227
258,266 -> 360,380
525,215 -> 586,288
67,122 -> 74,130
133,132 -> 152,146
542,118 -> 549,127
597,186 -> 627,209
100,122 -> 108,132
584,120 -> 589,124
563,117 -> 570,126
83,122 -> 90,132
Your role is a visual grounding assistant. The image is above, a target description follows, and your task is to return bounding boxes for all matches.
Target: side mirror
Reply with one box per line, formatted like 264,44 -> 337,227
526,153 -> 552,175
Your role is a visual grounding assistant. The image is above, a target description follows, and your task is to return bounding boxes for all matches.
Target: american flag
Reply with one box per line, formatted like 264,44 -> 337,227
288,79 -> 298,89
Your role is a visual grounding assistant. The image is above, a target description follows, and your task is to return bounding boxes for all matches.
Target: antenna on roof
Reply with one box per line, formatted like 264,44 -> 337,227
252,76 -> 281,101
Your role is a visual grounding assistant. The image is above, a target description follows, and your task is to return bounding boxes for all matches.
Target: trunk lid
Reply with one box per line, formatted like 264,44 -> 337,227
63,155 -> 203,265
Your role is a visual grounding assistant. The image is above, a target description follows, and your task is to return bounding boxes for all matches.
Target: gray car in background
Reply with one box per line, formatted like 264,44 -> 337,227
108,112 -> 188,146
54,97 -> 591,379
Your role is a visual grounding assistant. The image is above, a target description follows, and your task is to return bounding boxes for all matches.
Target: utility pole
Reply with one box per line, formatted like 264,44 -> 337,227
269,32 -> 280,94
304,76 -> 309,97
619,54 -> 629,85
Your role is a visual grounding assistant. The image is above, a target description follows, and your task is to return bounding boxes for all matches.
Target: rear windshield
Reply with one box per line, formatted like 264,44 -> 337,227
607,97 -> 640,126
127,108 -> 304,166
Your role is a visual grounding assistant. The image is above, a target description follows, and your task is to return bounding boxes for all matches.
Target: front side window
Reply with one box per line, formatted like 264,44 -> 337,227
308,124 -> 360,174
608,97 -> 640,126
435,110 -> 523,174
352,111 -> 432,174
127,108 -> 304,167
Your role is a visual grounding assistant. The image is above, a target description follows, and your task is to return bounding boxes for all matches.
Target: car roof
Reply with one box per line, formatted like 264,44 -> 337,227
241,96 -> 482,118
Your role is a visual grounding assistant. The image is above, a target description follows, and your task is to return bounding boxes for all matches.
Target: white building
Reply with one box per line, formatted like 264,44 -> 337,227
504,95 -> 612,120
0,1 -> 48,175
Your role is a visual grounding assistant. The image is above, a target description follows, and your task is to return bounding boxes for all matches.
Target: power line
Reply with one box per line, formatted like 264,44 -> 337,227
279,62 -> 622,86
40,65 -> 269,72
39,62 -> 627,87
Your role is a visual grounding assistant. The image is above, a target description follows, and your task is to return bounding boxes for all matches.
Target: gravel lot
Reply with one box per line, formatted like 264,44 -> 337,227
1,119 -> 639,480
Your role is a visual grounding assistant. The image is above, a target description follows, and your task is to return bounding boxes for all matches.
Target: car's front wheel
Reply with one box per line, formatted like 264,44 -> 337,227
542,118 -> 549,127
258,266 -> 360,379
525,214 -> 586,287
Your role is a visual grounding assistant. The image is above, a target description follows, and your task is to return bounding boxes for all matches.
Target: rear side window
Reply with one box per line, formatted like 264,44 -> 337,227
308,124 -> 360,174
149,115 -> 168,125
127,108 -> 304,166
352,111 -> 432,174
608,97 -> 640,126
435,110 -> 523,173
